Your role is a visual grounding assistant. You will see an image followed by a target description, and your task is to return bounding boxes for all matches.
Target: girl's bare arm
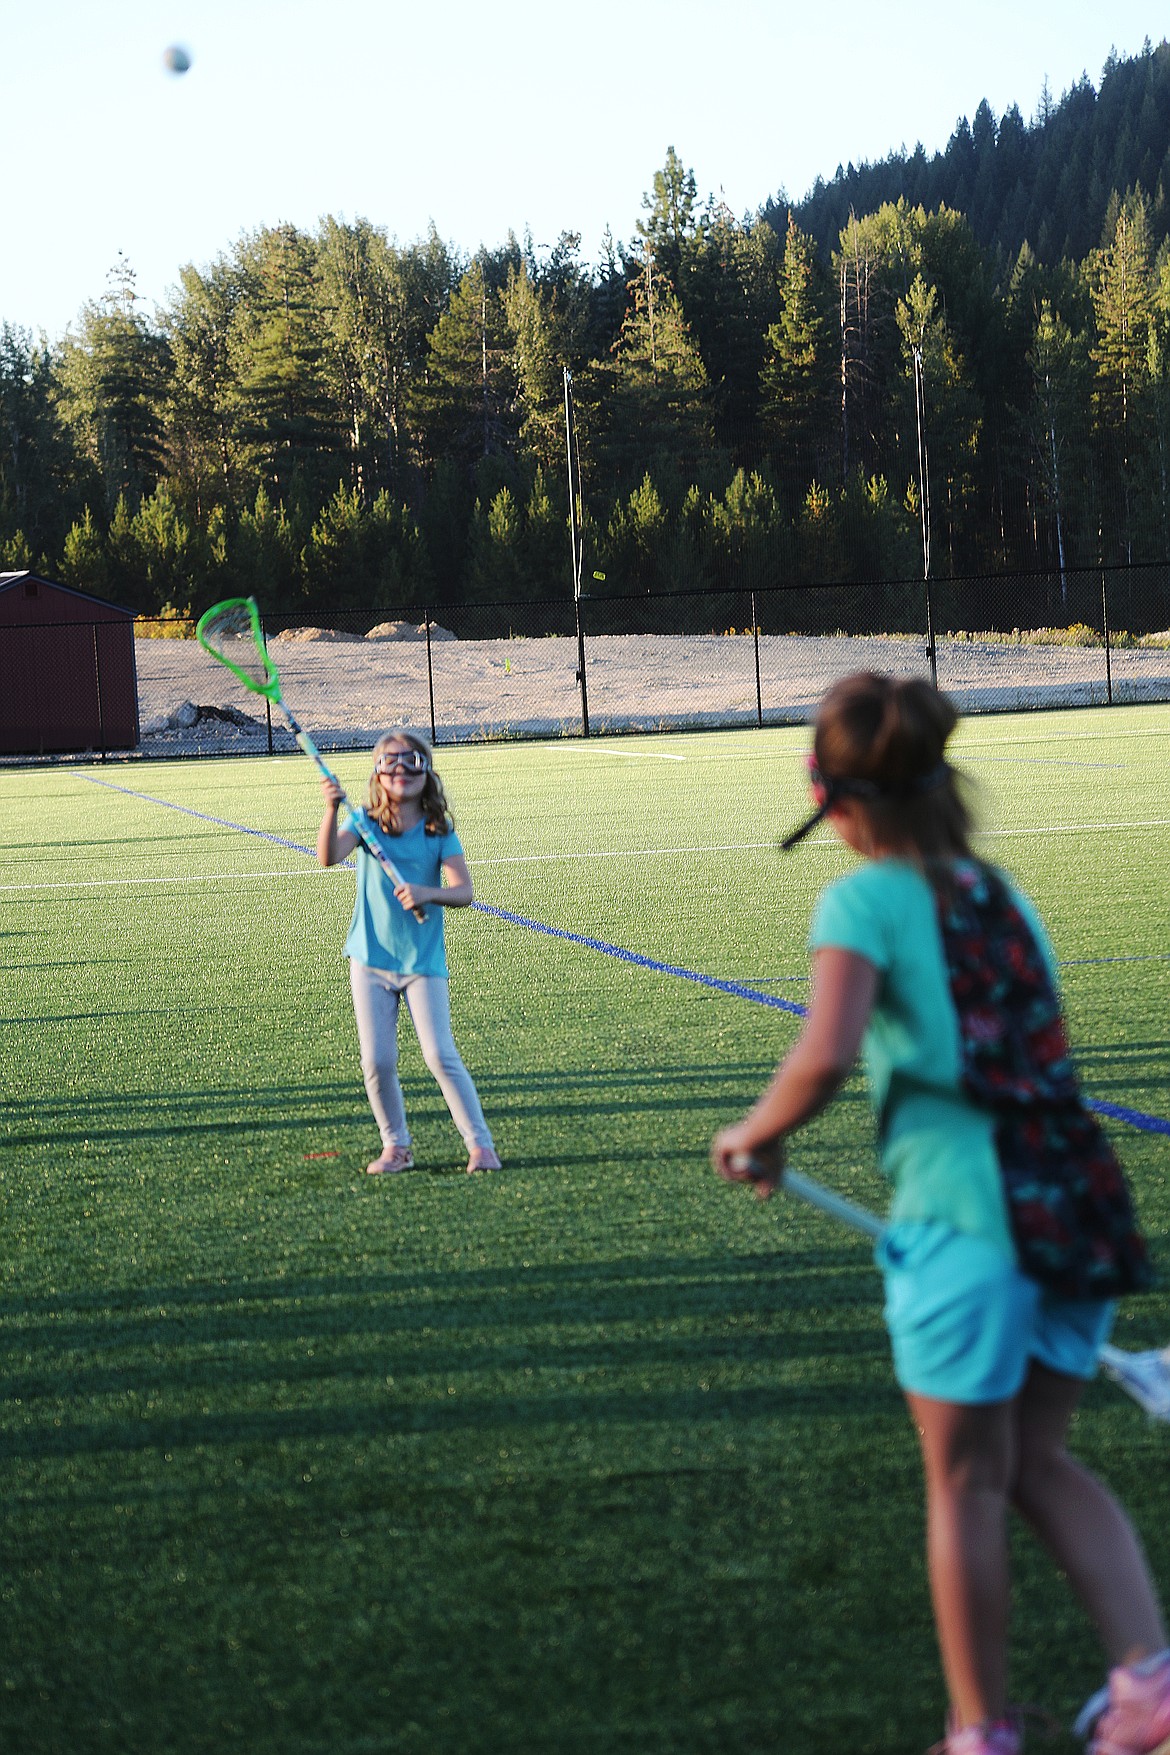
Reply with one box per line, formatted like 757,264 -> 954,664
393,853 -> 474,913
317,777 -> 359,866
712,947 -> 879,1194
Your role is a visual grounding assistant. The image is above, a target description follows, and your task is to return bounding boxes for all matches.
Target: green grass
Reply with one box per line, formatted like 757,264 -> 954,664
2,707 -> 1169,1755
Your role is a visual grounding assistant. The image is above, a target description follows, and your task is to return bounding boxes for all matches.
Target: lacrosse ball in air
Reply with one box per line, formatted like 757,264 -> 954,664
162,44 -> 192,74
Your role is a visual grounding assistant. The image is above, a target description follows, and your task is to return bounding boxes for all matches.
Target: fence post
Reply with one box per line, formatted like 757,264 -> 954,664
92,623 -> 107,762
923,575 -> 938,689
564,368 -> 590,738
751,589 -> 763,728
259,611 -> 274,753
424,614 -> 437,744
1101,568 -> 1114,706
575,594 -> 590,737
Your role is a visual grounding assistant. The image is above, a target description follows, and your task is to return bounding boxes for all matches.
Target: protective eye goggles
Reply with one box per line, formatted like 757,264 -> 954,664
781,752 -> 949,850
375,750 -> 429,775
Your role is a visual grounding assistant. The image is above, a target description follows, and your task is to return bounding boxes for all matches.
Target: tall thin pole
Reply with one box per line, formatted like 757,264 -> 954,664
564,367 -> 590,736
424,613 -> 438,742
260,610 -> 274,754
914,346 -> 938,689
1101,567 -> 1114,707
751,589 -> 763,728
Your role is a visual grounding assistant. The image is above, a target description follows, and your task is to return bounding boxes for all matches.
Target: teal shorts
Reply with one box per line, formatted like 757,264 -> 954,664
878,1221 -> 1116,1405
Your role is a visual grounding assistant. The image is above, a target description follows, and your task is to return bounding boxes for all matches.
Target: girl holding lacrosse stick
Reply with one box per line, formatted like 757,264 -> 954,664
711,672 -> 1167,1755
318,730 -> 501,1177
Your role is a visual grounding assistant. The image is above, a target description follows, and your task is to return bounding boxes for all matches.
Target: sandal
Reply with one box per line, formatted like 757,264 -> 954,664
466,1148 -> 502,1174
366,1147 -> 414,1175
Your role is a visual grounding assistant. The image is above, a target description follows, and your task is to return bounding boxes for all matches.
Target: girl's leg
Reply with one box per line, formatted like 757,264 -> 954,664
1010,1360 -> 1166,1665
906,1391 -> 1016,1730
401,976 -> 495,1152
349,961 -> 410,1148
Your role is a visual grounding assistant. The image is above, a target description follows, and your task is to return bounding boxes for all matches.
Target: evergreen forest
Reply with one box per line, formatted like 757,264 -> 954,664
5,39 -> 1170,623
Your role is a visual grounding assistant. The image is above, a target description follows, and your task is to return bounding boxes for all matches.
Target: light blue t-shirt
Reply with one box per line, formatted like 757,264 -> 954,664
809,858 -> 1059,1259
342,807 -> 463,977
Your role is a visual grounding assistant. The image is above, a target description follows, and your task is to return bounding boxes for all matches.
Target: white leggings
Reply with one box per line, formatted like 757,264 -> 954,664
348,961 -> 494,1152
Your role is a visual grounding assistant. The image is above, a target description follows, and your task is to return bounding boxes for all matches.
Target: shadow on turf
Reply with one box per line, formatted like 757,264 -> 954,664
0,1383 -> 904,1467
0,1246 -> 881,1324
1,1061 -> 856,1149
0,1245 -> 893,1463
0,1004 -> 219,1028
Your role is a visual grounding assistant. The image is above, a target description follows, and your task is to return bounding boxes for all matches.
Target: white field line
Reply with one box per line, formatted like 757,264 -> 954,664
535,743 -> 687,760
0,866 -> 351,893
979,817 -> 1170,837
477,818 -> 1170,858
533,724 -> 1170,756
535,739 -> 1134,769
476,841 -> 777,864
5,816 -> 1170,893
956,725 -> 1170,749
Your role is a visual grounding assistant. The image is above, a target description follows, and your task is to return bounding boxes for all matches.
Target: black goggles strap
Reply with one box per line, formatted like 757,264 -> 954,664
780,762 -> 950,853
780,792 -> 837,851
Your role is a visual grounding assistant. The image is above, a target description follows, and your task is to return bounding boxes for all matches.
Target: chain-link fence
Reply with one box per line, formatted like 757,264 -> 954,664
5,562 -> 1170,763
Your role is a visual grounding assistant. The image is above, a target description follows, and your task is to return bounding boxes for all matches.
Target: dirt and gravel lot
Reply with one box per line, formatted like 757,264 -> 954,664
130,628 -> 1170,753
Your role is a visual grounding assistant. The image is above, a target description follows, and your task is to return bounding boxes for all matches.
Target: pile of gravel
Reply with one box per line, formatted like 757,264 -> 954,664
140,701 -> 264,737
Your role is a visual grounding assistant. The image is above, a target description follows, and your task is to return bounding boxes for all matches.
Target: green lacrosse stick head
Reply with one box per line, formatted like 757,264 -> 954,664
195,596 -> 282,702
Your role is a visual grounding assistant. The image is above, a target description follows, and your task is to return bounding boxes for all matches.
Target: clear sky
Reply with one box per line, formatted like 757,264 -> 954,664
3,0 -> 1164,339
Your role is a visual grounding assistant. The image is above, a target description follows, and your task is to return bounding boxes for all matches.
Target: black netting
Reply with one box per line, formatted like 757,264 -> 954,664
5,561 -> 1170,763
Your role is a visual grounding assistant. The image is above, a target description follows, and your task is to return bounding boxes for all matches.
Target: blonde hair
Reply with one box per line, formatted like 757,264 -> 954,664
366,730 -> 454,837
813,672 -> 975,861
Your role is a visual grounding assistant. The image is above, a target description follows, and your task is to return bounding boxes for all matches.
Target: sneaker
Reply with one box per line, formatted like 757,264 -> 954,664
366,1147 -> 414,1175
1077,1653 -> 1170,1755
927,1715 -> 1022,1755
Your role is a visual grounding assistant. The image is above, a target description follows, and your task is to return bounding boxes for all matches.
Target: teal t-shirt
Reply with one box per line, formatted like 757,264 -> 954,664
342,808 -> 463,977
809,859 -> 1058,1259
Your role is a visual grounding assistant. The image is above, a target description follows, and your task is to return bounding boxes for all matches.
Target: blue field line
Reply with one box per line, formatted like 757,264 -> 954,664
79,775 -> 1169,1135
472,902 -> 808,1017
1061,953 -> 1170,966
80,774 -> 355,865
1085,1098 -> 1170,1136
474,902 -> 1170,1135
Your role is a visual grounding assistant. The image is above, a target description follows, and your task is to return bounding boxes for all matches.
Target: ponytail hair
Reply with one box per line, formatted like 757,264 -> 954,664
811,672 -> 974,861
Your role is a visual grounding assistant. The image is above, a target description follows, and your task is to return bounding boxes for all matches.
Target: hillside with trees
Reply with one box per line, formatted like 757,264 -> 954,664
784,38 -> 1170,268
3,40 -> 1170,623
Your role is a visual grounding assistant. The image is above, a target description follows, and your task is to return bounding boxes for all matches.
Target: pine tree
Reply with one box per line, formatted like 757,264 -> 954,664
896,272 -> 982,575
231,225 -> 342,504
1027,299 -> 1092,592
501,262 -> 570,475
759,216 -> 836,488
409,256 -> 516,470
599,246 -> 712,483
834,202 -> 917,480
165,256 -> 249,515
56,256 -> 171,517
601,472 -> 670,592
0,323 -> 75,558
637,147 -> 699,281
315,218 -> 455,496
679,205 -> 780,443
1090,191 -> 1155,559
59,506 -> 109,596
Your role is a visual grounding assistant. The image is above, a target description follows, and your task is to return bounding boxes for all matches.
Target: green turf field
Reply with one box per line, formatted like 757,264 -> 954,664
2,707 -> 1168,1755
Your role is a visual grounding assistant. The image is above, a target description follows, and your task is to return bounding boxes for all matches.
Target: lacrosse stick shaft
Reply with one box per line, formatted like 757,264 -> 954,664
779,1168 -> 1169,1422
283,706 -> 427,924
783,1168 -> 884,1240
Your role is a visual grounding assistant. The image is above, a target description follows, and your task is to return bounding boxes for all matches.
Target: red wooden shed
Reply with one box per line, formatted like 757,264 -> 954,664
0,573 -> 139,754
